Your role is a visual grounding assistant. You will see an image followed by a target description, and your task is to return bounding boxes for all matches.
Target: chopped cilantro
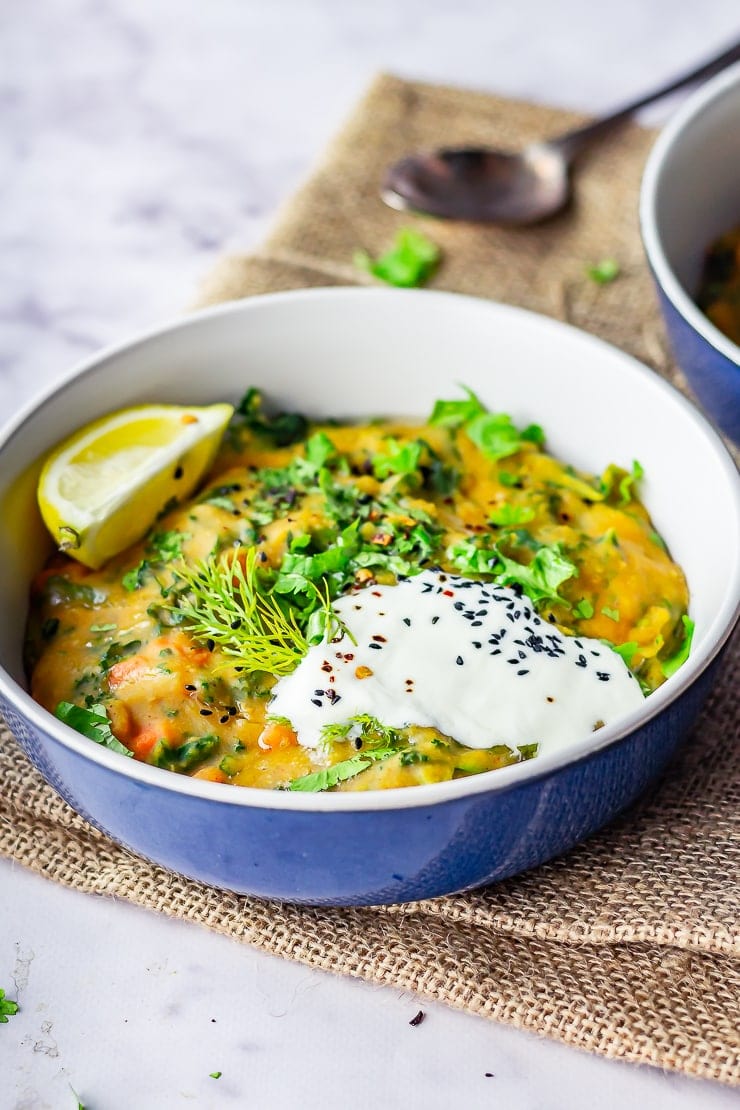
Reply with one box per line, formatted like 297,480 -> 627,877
465,412 -> 542,463
210,1071 -> 222,1079
122,560 -> 151,591
611,641 -> 639,665
287,747 -> 397,792
89,622 -> 117,633
586,258 -> 620,284
573,599 -> 595,619
493,544 -> 577,607
147,529 -> 190,562
55,702 -> 133,757
601,607 -> 620,621
354,227 -> 440,288
429,387 -> 486,428
152,734 -> 219,772
661,615 -> 695,678
304,432 -> 338,468
489,503 -> 535,527
100,639 -> 141,672
41,617 -> 60,641
236,387 -> 309,446
498,470 -> 522,488
0,989 -> 19,1023
373,438 -> 424,480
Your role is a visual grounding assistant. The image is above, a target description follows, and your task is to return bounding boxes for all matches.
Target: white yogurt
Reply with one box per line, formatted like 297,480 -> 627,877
269,570 -> 644,752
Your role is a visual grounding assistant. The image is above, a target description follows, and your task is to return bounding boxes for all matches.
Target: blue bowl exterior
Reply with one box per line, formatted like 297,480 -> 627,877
653,283 -> 740,442
0,655 -> 720,906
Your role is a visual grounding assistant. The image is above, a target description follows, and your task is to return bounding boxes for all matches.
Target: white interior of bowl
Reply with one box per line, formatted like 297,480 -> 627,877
0,288 -> 738,810
641,60 -> 740,364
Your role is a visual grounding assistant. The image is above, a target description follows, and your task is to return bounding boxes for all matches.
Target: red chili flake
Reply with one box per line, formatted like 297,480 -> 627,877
344,653 -> 354,661
320,662 -> 332,672
409,1010 -> 425,1027
443,589 -> 454,597
371,532 -> 393,546
371,635 -> 387,643
371,590 -> 382,597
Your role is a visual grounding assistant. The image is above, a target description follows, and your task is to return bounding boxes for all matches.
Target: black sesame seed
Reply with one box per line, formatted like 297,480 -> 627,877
230,619 -> 241,630
431,616 -> 440,625
311,698 -> 322,707
402,617 -> 411,626
206,639 -> 215,652
369,643 -> 383,650
184,684 -> 196,691
456,656 -> 464,666
219,715 -> 229,724
174,465 -> 184,480
200,709 -> 213,717
517,669 -> 529,676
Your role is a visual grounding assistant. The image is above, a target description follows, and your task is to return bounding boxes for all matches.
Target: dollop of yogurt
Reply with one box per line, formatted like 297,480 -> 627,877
269,570 -> 644,751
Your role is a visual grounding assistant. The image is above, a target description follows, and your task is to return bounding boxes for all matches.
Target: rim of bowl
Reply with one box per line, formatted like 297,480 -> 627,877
1,287 -> 738,813
640,59 -> 740,368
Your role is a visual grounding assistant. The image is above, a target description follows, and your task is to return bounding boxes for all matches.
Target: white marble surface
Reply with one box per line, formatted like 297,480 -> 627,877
1,2 -> 739,1107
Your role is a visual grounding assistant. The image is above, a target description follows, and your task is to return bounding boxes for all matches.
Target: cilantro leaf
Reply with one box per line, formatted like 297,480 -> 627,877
354,227 -> 440,288
236,388 -> 309,446
489,503 -> 535,527
465,412 -> 544,463
586,258 -> 620,284
55,702 -> 133,757
611,641 -> 639,666
287,745 -> 399,792
493,544 -> 577,606
573,598 -> 595,619
146,529 -> 190,562
601,607 -> 620,622
447,539 -> 498,577
429,387 -> 486,428
122,560 -> 151,592
0,989 -> 19,1023
304,432 -> 338,468
100,639 -> 141,672
661,615 -> 695,679
373,438 -> 424,479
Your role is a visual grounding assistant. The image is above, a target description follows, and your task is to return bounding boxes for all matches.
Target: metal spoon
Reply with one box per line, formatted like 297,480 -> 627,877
381,40 -> 740,224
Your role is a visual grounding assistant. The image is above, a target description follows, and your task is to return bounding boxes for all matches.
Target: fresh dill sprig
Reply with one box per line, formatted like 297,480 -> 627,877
169,547 -> 325,675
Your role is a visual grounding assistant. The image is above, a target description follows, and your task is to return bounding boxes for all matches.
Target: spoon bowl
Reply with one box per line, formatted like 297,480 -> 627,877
382,142 -> 569,224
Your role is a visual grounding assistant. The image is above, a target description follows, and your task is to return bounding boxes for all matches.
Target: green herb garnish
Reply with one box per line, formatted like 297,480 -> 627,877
429,387 -> 486,428
586,258 -> 620,284
55,702 -> 133,757
236,388 -> 309,446
100,639 -> 141,672
573,599 -> 594,619
287,747 -> 398,792
661,615 -> 695,678
601,607 -> 620,622
0,989 -> 19,1023
493,544 -> 577,607
489,503 -> 535,527
354,227 -> 440,288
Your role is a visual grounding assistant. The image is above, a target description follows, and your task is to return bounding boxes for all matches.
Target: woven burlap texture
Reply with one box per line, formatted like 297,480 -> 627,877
1,74 -> 738,1085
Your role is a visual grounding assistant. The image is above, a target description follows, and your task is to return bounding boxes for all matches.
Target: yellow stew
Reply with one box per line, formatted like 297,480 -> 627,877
697,224 -> 740,346
27,391 -> 690,791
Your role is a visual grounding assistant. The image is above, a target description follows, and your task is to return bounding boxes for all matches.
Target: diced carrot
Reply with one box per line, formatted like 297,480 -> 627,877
128,718 -> 179,760
192,766 -> 228,783
257,721 -> 298,750
107,655 -> 147,689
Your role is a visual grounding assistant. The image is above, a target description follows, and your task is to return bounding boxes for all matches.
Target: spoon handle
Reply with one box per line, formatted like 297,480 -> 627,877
550,38 -> 740,162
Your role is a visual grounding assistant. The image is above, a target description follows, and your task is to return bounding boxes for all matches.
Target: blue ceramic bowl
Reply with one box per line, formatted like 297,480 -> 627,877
0,289 -> 738,906
641,61 -> 740,442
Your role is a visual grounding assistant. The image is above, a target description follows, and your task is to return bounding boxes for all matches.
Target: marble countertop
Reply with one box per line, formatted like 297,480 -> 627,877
1,1 -> 739,1107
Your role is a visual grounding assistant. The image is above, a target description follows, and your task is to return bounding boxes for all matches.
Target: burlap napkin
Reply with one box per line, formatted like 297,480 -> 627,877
1,74 -> 738,1085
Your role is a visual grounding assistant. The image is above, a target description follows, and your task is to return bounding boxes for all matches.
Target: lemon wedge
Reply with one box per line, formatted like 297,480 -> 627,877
37,402 -> 234,568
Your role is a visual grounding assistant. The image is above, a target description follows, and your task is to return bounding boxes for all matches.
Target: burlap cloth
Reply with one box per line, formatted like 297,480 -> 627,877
1,75 -> 738,1085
